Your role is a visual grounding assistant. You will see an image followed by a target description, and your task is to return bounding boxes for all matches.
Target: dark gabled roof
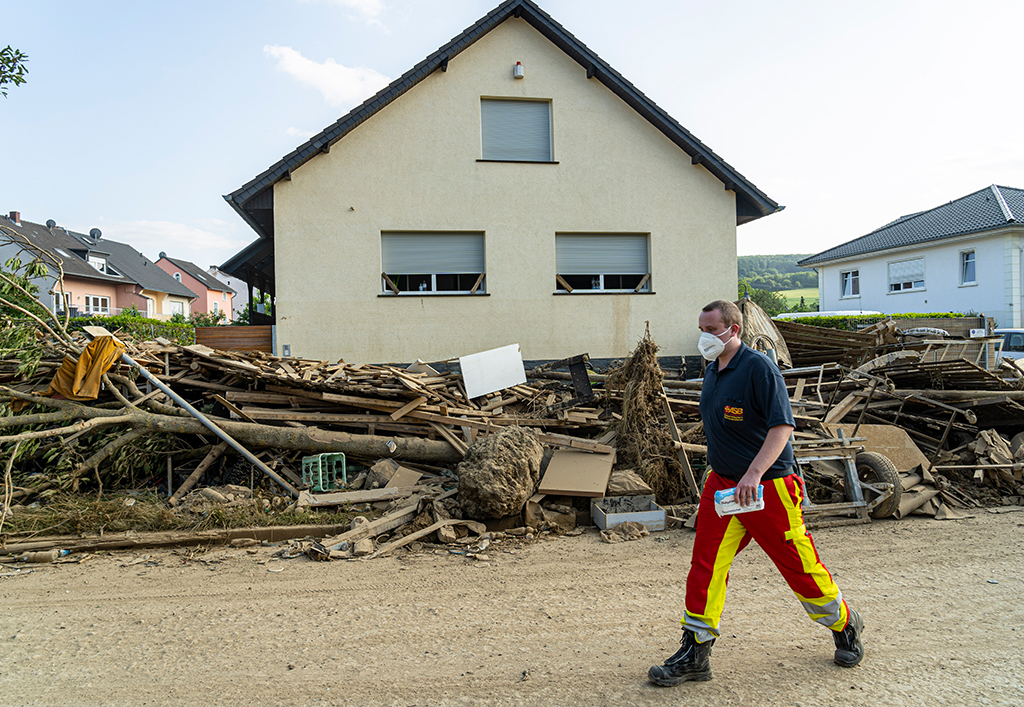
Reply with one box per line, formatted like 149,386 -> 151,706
799,185 -> 1024,267
1,215 -> 201,299
0,216 -> 134,284
69,235 -> 200,299
222,0 -> 780,277
160,256 -> 236,294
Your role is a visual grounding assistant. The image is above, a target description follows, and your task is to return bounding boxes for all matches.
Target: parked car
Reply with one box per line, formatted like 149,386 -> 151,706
994,328 -> 1024,360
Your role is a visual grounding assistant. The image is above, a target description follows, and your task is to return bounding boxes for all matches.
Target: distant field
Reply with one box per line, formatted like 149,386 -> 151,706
778,287 -> 819,308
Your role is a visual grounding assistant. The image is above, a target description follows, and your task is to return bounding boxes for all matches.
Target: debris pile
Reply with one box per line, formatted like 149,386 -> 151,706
3,291 -> 1024,562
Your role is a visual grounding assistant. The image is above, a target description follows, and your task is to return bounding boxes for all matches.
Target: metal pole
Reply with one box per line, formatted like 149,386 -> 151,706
124,352 -> 299,498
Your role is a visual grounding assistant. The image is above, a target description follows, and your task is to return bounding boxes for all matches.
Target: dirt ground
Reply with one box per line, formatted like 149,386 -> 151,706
2,510 -> 1023,707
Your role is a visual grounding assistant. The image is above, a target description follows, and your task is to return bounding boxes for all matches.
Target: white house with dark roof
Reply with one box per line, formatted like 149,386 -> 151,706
800,185 -> 1024,328
221,0 -> 782,362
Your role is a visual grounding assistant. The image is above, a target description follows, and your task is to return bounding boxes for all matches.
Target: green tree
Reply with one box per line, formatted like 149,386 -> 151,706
1,46 -> 28,98
738,279 -> 788,316
190,309 -> 227,327
232,292 -> 273,325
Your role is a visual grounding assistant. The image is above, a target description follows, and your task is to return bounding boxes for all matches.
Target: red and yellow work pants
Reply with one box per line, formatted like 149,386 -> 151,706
682,471 -> 849,643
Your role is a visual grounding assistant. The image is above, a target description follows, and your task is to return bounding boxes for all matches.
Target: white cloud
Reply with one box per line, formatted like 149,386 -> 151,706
264,45 -> 391,107
286,126 -> 318,139
100,220 -> 252,271
301,0 -> 386,27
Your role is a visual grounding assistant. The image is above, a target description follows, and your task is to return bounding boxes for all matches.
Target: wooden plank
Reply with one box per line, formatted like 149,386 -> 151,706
209,393 -> 257,423
390,395 -> 428,421
297,485 -> 431,508
322,487 -> 459,550
662,393 -> 700,496
823,392 -> 860,425
428,422 -> 470,455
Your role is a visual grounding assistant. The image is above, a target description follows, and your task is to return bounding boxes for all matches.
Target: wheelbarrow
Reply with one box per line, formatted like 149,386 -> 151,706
792,429 -> 902,525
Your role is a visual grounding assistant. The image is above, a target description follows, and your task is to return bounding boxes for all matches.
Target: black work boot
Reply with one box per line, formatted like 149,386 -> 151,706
648,630 -> 714,686
833,609 -> 864,667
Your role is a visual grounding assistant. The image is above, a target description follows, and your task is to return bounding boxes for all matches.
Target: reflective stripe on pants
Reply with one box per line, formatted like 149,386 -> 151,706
682,471 -> 849,643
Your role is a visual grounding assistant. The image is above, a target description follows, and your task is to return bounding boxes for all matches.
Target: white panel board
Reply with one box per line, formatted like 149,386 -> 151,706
459,343 -> 527,399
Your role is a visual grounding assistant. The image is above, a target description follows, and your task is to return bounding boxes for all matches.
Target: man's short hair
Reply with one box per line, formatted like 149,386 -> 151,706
702,299 -> 743,334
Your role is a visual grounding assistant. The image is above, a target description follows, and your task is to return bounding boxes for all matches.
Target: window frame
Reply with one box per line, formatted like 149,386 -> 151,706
88,256 -> 106,273
85,295 -> 110,314
168,300 -> 185,316
887,257 -> 926,294
380,232 -> 487,297
959,249 -> 977,287
53,291 -> 72,313
554,233 -> 652,294
479,98 -> 554,163
839,269 -> 860,299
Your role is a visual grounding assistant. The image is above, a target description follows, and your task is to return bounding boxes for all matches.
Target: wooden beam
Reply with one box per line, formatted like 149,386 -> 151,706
555,274 -> 574,293
633,273 -> 651,293
470,273 -> 485,294
381,272 -> 400,295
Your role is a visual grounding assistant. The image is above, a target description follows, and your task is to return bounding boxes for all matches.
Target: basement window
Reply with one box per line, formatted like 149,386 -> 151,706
555,233 -> 651,293
381,232 -> 486,295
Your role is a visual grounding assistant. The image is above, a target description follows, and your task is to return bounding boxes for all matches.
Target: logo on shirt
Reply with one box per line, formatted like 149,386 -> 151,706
724,405 -> 743,422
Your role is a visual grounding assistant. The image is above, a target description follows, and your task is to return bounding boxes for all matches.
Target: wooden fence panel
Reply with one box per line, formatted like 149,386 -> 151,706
195,325 -> 272,353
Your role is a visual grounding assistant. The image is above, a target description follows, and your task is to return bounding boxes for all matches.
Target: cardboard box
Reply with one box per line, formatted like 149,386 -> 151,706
591,495 -> 666,531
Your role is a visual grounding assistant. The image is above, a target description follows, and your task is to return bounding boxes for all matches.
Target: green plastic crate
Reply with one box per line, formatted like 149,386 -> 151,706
301,453 -> 346,492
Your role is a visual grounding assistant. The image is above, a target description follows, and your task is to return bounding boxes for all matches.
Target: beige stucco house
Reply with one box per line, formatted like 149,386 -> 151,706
223,0 -> 780,363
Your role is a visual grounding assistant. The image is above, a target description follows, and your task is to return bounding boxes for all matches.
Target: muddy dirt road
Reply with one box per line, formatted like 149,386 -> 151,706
2,511 -> 1022,706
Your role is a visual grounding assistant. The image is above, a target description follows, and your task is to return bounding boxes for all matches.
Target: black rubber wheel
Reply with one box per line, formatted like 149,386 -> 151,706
853,452 -> 902,519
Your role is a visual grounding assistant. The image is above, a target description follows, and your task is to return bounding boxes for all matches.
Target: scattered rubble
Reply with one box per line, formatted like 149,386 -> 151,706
2,291 -> 1024,562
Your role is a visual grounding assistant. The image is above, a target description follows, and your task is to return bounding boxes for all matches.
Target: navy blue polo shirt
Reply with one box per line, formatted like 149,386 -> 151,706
699,342 -> 796,481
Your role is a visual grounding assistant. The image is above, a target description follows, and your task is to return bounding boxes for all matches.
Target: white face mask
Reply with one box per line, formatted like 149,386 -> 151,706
698,329 -> 732,361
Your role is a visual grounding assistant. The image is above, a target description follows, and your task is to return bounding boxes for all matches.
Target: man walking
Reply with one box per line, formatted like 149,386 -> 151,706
649,299 -> 863,687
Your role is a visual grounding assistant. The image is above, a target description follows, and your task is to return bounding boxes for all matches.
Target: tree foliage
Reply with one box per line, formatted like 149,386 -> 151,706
0,46 -> 28,98
737,254 -> 817,291
737,279 -> 789,316
190,309 -> 228,327
232,292 -> 273,325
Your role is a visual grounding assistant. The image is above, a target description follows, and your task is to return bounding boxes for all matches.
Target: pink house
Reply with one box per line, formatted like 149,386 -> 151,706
156,254 -> 235,319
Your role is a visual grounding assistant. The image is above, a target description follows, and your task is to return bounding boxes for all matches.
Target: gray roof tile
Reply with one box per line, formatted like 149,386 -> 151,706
161,256 -> 236,294
799,185 -> 1023,266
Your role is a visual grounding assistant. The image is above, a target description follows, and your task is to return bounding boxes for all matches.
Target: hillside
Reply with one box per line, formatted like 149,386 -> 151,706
738,253 -> 816,291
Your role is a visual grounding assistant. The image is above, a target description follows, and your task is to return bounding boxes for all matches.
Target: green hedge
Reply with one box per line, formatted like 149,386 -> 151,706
783,312 -> 971,332
67,313 -> 195,345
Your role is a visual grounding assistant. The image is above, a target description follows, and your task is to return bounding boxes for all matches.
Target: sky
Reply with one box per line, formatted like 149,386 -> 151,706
3,0 -> 1024,270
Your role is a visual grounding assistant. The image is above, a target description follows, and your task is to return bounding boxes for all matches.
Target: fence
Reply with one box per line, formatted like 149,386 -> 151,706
195,325 -> 273,353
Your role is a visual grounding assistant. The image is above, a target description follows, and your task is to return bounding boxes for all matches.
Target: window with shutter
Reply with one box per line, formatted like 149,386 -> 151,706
381,232 -> 486,294
555,234 -> 651,293
480,99 -> 552,162
887,257 -> 925,292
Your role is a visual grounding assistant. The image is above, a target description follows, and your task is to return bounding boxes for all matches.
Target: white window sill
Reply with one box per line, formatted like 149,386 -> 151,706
553,290 -> 655,295
379,292 -> 489,298
839,295 -> 861,300
959,282 -> 978,288
887,288 -> 926,295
